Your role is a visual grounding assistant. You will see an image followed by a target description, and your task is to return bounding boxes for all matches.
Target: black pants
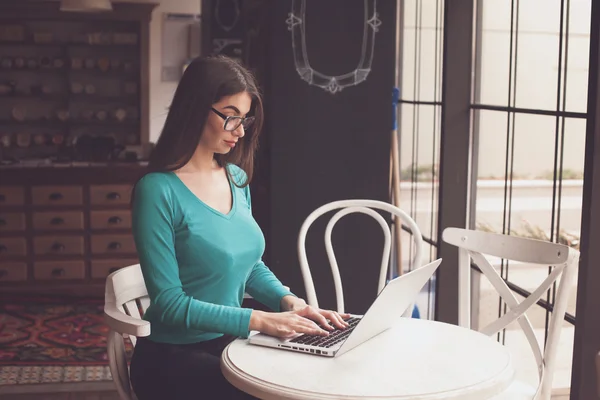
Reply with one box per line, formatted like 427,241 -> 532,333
130,335 -> 257,400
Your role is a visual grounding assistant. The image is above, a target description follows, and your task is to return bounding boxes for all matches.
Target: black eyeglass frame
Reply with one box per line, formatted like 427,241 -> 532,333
211,107 -> 255,132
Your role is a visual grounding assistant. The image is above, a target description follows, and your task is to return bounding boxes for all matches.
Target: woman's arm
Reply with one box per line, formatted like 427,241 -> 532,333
245,260 -> 297,311
132,174 -> 254,338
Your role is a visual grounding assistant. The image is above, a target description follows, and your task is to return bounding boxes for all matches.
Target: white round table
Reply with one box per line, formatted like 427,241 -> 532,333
221,318 -> 515,400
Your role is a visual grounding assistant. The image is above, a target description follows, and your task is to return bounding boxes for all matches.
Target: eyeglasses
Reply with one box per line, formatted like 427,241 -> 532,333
211,108 -> 255,132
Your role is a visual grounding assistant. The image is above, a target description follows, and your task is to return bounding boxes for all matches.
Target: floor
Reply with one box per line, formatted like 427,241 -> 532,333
2,391 -> 120,399
0,389 -> 572,399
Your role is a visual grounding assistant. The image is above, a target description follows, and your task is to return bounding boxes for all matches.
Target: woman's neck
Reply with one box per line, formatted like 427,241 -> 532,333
181,148 -> 219,173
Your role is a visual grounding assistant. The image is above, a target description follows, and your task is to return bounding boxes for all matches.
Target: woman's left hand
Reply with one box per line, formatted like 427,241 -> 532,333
280,296 -> 351,330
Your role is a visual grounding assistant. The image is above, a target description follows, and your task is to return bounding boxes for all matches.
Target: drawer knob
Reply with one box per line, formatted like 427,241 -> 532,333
108,216 -> 122,225
0,194 -> 5,202
50,217 -> 65,225
0,219 -> 6,226
0,244 -> 7,253
51,268 -> 65,277
106,192 -> 121,200
49,192 -> 64,201
0,269 -> 7,278
108,241 -> 121,250
51,243 -> 65,252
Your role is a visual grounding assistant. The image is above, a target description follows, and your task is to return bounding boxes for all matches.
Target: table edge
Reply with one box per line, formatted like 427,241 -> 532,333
220,339 -> 515,400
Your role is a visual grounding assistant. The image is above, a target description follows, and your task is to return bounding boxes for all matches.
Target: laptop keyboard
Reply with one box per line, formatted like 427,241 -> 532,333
289,317 -> 361,348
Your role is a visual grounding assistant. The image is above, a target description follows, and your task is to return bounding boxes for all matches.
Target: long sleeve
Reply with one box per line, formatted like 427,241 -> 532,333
132,174 -> 253,339
240,174 -> 297,311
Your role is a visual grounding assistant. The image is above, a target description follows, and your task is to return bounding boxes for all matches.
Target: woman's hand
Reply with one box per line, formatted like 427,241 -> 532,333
280,295 -> 351,330
249,310 -> 330,338
249,297 -> 352,339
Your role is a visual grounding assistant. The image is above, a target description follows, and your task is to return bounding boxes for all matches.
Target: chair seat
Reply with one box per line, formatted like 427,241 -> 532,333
488,379 -> 538,400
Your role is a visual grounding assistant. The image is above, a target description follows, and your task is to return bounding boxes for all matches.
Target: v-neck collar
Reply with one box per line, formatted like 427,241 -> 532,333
169,167 -> 237,220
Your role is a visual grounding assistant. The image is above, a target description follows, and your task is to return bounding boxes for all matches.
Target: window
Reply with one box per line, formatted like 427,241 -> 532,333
471,0 -> 591,391
396,0 -> 444,320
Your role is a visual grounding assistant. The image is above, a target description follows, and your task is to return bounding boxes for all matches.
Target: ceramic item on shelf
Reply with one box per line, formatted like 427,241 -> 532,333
56,109 -> 69,121
33,133 -> 47,145
39,56 -> 52,68
71,82 -> 83,94
113,33 -> 137,45
52,134 -> 65,145
114,108 -> 127,122
71,58 -> 83,69
0,83 -> 12,95
96,110 -> 108,121
0,25 -> 25,42
97,57 -> 110,72
53,58 -> 65,69
16,132 -> 31,147
0,134 -> 11,148
11,106 -> 26,121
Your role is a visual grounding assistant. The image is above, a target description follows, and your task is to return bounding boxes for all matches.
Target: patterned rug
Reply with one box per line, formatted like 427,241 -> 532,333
0,295 -> 132,385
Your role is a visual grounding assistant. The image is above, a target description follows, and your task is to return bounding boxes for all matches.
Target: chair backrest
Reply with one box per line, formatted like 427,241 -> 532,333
442,227 -> 579,400
104,264 -> 151,400
298,199 -> 424,313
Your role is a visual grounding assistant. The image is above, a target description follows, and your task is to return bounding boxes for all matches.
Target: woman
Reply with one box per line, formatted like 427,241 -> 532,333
129,55 -> 350,400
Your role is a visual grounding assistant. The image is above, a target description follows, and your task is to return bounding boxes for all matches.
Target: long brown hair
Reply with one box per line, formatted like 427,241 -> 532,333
145,55 -> 263,186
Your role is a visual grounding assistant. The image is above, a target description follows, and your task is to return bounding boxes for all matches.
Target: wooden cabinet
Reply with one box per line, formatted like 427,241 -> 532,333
0,165 -> 144,295
0,2 -> 156,295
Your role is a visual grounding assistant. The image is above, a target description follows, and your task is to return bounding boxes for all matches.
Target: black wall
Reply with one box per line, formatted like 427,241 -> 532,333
205,0 -> 397,313
265,0 -> 397,313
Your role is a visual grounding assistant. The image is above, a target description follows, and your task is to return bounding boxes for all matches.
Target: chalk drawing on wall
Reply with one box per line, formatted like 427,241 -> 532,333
214,0 -> 241,33
286,0 -> 381,94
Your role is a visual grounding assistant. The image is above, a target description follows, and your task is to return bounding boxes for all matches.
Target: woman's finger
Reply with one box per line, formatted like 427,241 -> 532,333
296,307 -> 333,330
309,310 -> 334,330
294,316 -> 329,336
322,310 -> 348,329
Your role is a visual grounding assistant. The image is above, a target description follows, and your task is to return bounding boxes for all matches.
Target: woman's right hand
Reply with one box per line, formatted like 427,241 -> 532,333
249,310 -> 330,338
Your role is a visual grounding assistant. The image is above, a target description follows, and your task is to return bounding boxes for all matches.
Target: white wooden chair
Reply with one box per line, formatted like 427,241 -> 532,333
298,199 -> 424,314
442,227 -> 580,400
103,264 -> 275,400
104,263 -> 150,400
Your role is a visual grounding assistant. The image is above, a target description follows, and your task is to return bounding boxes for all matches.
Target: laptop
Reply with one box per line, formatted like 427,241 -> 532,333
248,258 -> 442,358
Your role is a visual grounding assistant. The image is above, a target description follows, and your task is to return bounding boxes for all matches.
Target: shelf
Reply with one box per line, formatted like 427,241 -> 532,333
0,94 -> 68,100
0,120 -> 139,127
0,42 -> 137,48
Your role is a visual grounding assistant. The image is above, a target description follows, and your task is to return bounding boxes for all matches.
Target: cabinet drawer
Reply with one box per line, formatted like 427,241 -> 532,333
90,210 -> 132,230
0,187 -> 24,206
0,237 -> 27,257
0,212 -> 26,231
34,236 -> 85,255
0,262 -> 27,282
90,185 -> 132,206
34,261 -> 85,280
33,211 -> 84,231
91,259 -> 138,279
32,186 -> 82,206
91,234 -> 136,255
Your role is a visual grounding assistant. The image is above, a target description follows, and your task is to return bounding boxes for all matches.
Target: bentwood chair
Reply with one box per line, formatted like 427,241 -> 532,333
297,199 -> 425,315
443,227 -> 579,400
